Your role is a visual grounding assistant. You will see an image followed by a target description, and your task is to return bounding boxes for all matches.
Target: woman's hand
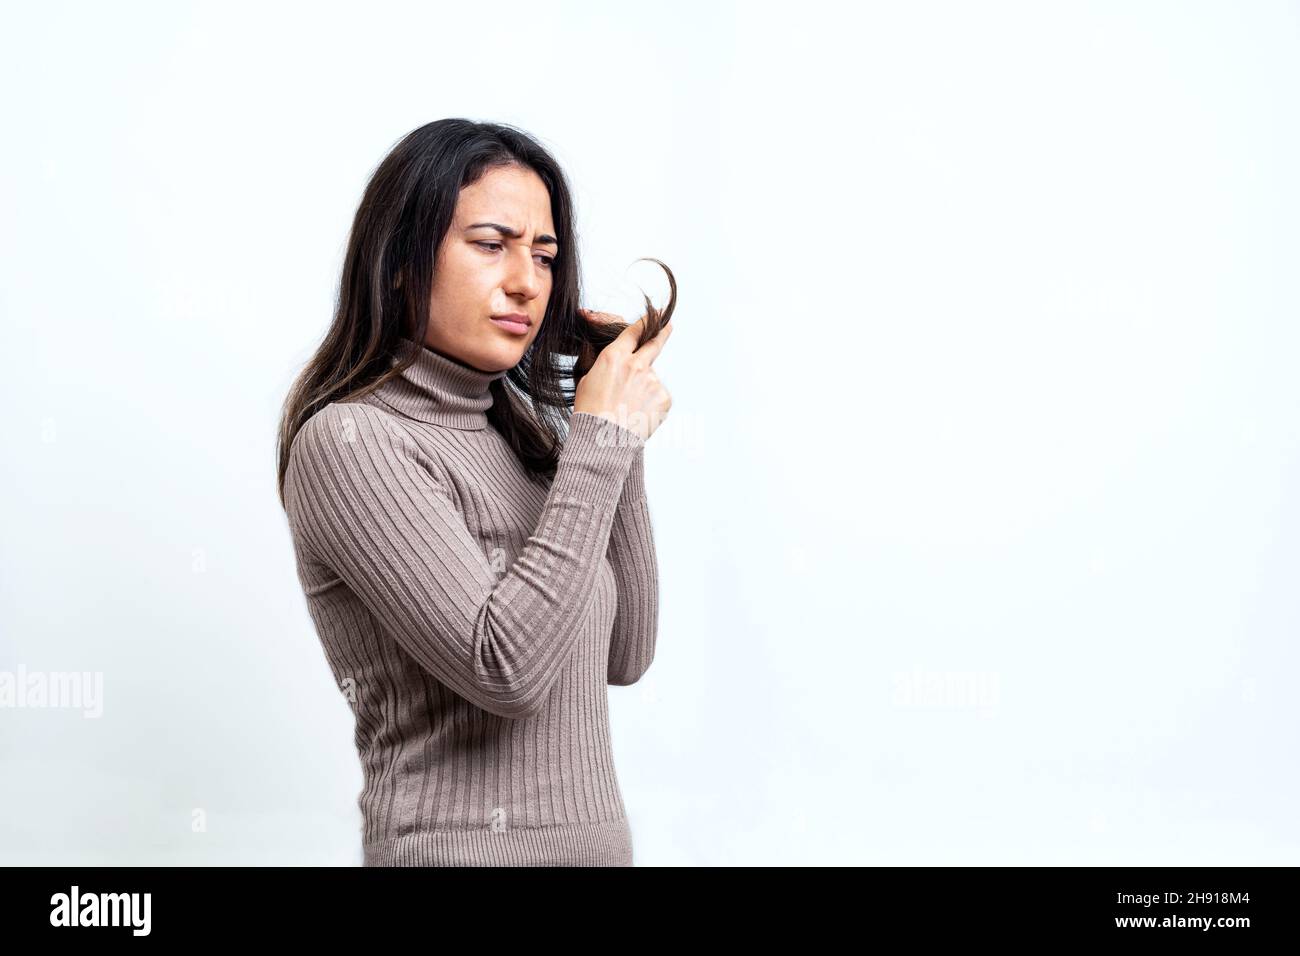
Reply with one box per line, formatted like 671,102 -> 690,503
574,309 -> 673,442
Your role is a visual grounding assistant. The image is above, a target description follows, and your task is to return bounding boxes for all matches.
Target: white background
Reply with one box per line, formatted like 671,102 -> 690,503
2,0 -> 1297,865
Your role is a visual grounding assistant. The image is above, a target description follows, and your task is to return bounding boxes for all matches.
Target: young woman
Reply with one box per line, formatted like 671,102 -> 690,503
275,119 -> 674,866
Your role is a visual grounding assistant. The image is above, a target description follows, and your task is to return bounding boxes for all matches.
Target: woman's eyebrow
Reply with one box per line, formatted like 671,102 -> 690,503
467,221 -> 559,248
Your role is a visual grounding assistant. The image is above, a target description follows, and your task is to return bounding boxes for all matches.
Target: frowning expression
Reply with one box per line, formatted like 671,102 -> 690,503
425,163 -> 557,372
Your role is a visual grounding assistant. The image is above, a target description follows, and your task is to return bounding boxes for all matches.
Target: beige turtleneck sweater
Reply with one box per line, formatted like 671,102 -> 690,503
281,336 -> 658,866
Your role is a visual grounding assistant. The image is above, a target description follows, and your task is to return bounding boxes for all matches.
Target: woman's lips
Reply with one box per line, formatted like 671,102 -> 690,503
489,316 -> 530,335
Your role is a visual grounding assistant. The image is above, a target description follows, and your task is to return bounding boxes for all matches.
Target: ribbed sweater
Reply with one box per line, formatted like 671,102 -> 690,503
282,335 -> 658,866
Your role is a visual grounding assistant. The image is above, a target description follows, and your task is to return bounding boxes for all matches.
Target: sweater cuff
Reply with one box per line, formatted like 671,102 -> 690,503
559,412 -> 644,507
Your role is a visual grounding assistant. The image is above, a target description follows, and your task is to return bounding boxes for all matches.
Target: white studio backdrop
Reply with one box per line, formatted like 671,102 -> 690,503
1,0 -> 1297,865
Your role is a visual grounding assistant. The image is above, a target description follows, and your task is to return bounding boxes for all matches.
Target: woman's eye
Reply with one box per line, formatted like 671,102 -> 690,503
476,241 -> 551,268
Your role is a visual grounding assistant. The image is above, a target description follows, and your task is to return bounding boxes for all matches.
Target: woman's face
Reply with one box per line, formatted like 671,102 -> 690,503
425,163 -> 557,372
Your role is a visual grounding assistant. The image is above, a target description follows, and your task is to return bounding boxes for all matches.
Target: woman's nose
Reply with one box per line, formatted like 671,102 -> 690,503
502,249 -> 542,297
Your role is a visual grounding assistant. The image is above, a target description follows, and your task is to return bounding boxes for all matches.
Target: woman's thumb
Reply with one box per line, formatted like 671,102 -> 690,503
613,314 -> 646,348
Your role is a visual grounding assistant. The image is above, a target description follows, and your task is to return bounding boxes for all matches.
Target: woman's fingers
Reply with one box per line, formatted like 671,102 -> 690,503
633,318 -> 673,364
583,308 -> 670,362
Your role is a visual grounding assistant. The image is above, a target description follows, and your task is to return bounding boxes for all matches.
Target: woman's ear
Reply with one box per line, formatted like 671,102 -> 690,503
393,269 -> 403,290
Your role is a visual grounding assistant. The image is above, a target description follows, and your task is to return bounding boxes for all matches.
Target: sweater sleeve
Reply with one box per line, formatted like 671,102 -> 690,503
283,404 -> 641,720
605,446 -> 659,685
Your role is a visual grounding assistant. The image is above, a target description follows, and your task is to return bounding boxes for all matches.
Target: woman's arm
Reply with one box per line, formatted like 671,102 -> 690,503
284,404 -> 641,720
605,446 -> 659,685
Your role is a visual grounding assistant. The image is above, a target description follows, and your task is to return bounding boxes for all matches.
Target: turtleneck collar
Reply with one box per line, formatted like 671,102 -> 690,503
371,336 -> 510,430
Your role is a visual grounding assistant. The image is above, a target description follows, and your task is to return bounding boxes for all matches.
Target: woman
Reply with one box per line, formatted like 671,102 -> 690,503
275,119 -> 674,866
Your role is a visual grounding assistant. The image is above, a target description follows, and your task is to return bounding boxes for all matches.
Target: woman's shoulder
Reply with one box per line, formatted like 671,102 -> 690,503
299,398 -> 415,444
289,400 -> 423,472
282,400 -> 443,559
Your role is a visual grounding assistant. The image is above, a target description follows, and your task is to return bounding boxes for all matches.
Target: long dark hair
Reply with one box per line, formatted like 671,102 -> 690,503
275,118 -> 675,507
